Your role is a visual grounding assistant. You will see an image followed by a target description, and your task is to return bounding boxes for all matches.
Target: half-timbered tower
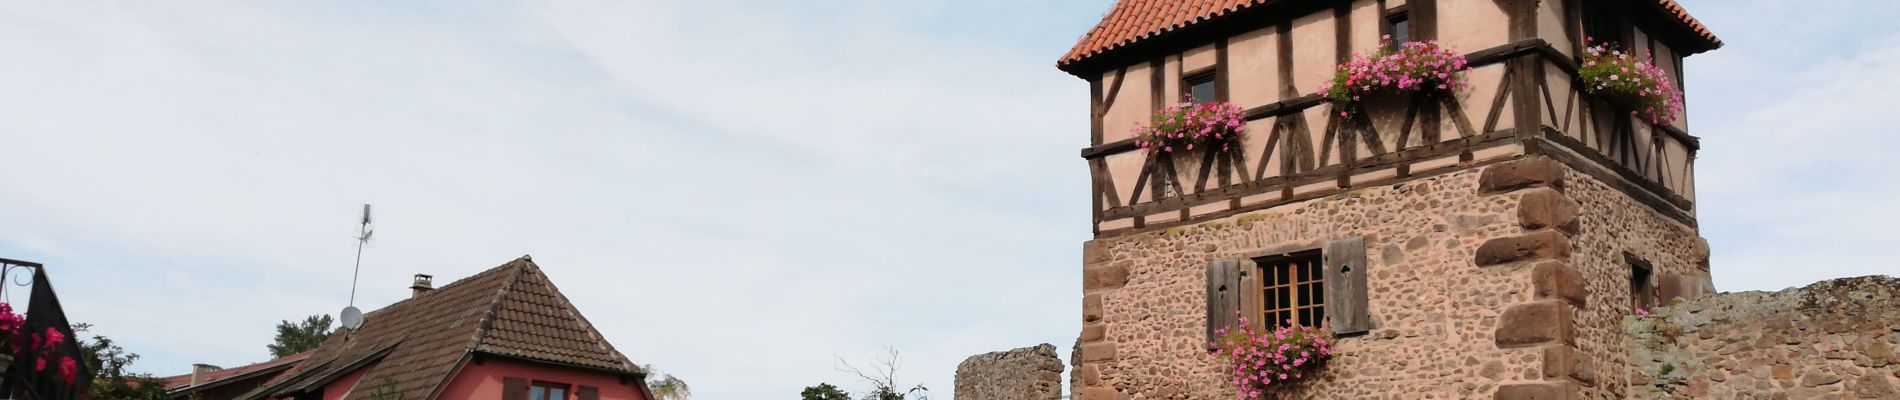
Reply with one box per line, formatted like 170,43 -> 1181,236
1063,1 -> 1720,398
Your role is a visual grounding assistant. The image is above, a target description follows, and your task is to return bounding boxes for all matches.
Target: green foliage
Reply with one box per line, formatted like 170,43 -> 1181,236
643,364 -> 691,400
800,383 -> 851,400
268,314 -> 333,358
73,323 -> 169,400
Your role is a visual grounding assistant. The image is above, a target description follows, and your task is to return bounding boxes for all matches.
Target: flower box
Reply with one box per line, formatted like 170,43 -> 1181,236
1323,39 -> 1471,116
1579,39 -> 1684,125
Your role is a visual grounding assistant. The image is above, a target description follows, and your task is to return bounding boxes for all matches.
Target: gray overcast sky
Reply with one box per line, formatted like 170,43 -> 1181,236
1,1 -> 1896,399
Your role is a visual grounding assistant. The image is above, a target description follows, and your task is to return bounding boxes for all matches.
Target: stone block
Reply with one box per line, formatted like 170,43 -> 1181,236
1080,342 -> 1117,363
1655,273 -> 1711,306
1496,301 -> 1575,348
1083,294 -> 1103,323
1078,364 -> 1102,386
1531,262 -> 1587,308
1077,387 -> 1118,400
1493,381 -> 1578,400
1083,240 -> 1110,264
1541,345 -> 1597,387
1480,157 -> 1564,194
1517,189 -> 1580,234
1084,262 -> 1131,291
1080,324 -> 1106,343
1476,231 -> 1573,267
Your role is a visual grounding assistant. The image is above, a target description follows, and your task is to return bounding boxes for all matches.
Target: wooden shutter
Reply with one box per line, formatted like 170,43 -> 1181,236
1206,259 -> 1244,344
576,385 -> 599,400
503,377 -> 529,400
1324,237 -> 1372,335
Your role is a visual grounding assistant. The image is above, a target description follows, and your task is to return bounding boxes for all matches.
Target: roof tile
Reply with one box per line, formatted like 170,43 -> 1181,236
1058,0 -> 1719,67
237,257 -> 639,400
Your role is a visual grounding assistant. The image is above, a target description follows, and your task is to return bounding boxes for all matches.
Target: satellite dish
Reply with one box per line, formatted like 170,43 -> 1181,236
340,306 -> 363,330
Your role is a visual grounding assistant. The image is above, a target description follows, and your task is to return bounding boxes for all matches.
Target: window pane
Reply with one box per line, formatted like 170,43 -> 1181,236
1272,264 -> 1287,286
1276,287 -> 1290,311
1391,17 -> 1410,46
1264,288 -> 1278,310
1187,78 -> 1217,104
1310,282 -> 1324,306
531,388 -> 547,400
551,388 -> 566,400
1314,307 -> 1327,327
1295,261 -> 1309,282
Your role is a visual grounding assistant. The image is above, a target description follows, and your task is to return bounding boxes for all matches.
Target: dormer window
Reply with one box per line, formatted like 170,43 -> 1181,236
1184,70 -> 1217,104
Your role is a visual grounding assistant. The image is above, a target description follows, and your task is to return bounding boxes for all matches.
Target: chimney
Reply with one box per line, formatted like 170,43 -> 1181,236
190,363 -> 221,386
411,274 -> 434,298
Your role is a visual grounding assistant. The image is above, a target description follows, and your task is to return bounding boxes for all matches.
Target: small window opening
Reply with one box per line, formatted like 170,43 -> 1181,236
1628,255 -> 1655,315
1258,251 -> 1325,329
1583,2 -> 1625,50
1184,71 -> 1218,104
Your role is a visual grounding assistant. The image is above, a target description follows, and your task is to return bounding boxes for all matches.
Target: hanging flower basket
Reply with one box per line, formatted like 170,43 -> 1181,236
1209,316 -> 1336,399
1579,39 -> 1684,125
1132,101 -> 1247,156
1322,38 -> 1471,116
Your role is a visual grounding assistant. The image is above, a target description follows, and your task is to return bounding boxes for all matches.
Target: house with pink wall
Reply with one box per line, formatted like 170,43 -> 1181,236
236,257 -> 651,400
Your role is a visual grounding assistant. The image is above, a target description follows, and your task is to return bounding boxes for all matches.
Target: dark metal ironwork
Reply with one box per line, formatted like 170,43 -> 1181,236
0,258 -> 92,400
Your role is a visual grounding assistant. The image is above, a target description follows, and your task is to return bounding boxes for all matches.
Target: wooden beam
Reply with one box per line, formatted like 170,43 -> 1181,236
1101,129 -> 1519,220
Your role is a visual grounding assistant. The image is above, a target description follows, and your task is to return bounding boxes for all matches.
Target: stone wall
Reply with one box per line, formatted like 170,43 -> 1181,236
1559,155 -> 1716,399
1626,276 -> 1900,399
1079,159 -> 1544,399
954,344 -> 1064,400
1073,156 -> 1716,399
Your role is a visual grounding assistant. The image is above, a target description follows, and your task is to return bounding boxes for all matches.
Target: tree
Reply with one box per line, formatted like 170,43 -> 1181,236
268,314 -> 333,358
642,364 -> 690,400
838,348 -> 929,400
801,383 -> 851,400
73,323 -> 169,400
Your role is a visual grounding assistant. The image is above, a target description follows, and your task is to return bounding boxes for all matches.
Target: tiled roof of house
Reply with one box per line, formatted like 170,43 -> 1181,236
160,350 -> 313,393
1057,0 -> 1720,68
236,257 -> 640,400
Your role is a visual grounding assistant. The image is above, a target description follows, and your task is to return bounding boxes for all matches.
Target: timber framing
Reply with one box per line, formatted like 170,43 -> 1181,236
1083,35 -> 1702,238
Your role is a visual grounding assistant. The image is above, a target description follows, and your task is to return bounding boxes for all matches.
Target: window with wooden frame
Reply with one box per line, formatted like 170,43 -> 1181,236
1627,254 -> 1656,315
1258,251 -> 1326,329
530,381 -> 570,400
1183,69 -> 1218,104
1205,237 -> 1371,344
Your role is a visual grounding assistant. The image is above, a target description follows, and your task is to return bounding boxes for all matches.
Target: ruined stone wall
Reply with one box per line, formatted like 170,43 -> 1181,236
954,344 -> 1064,400
1077,160 -> 1552,399
1625,276 -> 1900,399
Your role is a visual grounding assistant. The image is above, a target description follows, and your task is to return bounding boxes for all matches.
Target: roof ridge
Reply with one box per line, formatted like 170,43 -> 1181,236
467,257 -> 532,350
530,263 -> 641,373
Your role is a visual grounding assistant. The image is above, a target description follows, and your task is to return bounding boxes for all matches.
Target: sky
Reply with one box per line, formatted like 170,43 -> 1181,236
0,0 -> 1895,399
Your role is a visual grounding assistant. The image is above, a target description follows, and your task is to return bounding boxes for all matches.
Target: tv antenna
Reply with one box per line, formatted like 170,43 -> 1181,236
341,204 -> 373,330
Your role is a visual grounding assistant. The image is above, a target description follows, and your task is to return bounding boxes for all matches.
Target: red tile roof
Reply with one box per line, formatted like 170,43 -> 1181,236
160,351 -> 313,393
1652,0 -> 1721,48
236,257 -> 642,400
1057,0 -> 1719,68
